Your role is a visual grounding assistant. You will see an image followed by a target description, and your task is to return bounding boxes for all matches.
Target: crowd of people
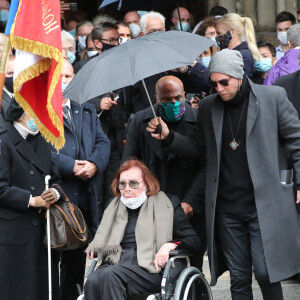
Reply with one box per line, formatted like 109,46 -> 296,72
0,0 -> 300,299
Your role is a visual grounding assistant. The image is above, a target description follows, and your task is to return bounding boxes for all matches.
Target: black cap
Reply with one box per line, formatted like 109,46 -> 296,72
5,98 -> 24,122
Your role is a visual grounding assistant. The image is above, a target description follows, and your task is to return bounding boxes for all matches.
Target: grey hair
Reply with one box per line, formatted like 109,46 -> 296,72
61,30 -> 76,49
140,11 -> 165,33
93,15 -> 117,27
287,24 -> 300,48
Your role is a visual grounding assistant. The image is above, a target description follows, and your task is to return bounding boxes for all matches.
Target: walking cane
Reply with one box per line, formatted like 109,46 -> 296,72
45,175 -> 52,300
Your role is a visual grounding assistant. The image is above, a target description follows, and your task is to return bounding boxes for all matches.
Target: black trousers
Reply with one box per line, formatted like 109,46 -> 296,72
59,246 -> 86,300
216,210 -> 283,300
84,264 -> 162,300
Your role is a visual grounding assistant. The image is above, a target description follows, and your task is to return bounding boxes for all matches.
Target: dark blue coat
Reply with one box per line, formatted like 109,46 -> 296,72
234,41 -> 254,78
51,101 -> 110,230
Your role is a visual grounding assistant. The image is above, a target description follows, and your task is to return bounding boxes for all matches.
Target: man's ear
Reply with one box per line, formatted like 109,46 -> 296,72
287,41 -> 293,49
272,57 -> 277,65
155,95 -> 159,104
93,40 -> 102,53
171,16 -> 177,25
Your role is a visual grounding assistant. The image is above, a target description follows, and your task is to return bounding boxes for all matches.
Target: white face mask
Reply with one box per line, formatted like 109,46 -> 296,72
119,37 -> 130,44
120,190 -> 147,210
78,35 -> 87,51
277,31 -> 288,45
87,50 -> 98,57
129,23 -> 141,38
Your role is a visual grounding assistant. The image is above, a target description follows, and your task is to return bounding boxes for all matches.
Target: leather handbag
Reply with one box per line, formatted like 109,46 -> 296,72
45,184 -> 89,251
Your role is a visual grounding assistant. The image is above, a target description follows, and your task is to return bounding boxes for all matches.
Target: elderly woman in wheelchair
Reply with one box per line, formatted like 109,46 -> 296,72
84,158 -> 201,300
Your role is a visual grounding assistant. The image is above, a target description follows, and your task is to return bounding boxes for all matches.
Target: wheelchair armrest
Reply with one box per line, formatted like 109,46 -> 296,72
169,249 -> 193,257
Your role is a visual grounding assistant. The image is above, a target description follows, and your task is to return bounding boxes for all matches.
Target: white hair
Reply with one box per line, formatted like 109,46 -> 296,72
140,11 -> 165,33
61,30 -> 76,49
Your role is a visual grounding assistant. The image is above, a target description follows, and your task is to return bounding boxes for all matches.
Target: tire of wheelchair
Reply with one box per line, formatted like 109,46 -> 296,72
173,266 -> 213,300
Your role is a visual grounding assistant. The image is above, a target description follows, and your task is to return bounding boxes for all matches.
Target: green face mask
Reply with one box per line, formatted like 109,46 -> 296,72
160,101 -> 185,123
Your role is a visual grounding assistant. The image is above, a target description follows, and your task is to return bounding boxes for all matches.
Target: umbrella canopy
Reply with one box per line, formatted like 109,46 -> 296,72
99,0 -> 195,11
63,31 -> 213,103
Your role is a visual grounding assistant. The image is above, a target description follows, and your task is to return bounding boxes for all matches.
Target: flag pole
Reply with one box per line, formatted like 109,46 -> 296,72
0,0 -> 20,110
0,35 -> 10,110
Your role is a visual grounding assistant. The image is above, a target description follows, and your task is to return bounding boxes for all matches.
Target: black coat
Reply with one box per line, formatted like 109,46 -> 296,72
0,90 -> 12,128
51,101 -> 110,230
122,103 -> 203,211
0,122 -> 62,300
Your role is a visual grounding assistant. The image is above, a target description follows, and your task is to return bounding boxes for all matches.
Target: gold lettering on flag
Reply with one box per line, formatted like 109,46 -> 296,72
42,0 -> 59,35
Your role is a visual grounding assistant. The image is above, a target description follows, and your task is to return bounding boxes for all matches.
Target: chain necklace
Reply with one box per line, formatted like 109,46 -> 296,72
227,98 -> 248,150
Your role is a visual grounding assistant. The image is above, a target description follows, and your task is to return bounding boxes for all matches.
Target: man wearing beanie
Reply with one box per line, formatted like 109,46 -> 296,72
147,49 -> 300,299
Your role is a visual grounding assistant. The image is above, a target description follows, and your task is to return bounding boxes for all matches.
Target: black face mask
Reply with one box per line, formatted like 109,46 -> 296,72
101,43 -> 117,52
5,76 -> 13,93
215,30 -> 232,50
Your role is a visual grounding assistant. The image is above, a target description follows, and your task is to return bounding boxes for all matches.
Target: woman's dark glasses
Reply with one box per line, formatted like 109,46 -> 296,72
118,180 -> 143,190
209,77 -> 232,88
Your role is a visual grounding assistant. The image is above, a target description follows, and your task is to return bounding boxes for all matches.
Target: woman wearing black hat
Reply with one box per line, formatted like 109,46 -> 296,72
0,99 -> 61,300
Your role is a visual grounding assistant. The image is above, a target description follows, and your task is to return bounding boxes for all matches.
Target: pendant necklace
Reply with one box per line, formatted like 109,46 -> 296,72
227,98 -> 247,150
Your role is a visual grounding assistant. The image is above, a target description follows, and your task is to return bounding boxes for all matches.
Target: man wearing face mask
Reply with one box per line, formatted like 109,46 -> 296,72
0,54 -> 15,128
252,41 -> 277,85
55,59 -> 110,300
75,20 -> 94,57
264,24 -> 300,86
0,0 -> 9,30
73,22 -> 119,73
170,7 -> 191,32
61,30 -> 77,65
275,11 -> 296,60
122,75 -> 207,270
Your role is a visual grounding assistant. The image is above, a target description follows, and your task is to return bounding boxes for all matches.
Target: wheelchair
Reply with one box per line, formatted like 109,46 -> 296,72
77,249 -> 213,300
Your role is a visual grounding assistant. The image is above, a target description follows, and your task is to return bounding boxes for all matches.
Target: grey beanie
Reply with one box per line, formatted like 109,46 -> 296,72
209,49 -> 244,79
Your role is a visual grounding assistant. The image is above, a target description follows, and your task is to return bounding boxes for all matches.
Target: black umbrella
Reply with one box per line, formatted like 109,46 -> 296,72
63,31 -> 213,104
99,0 -> 194,11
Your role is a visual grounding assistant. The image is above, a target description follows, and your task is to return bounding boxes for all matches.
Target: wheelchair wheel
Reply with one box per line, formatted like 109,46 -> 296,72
173,267 -> 213,300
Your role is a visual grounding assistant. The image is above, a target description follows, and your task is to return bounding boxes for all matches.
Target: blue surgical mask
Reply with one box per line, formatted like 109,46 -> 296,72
69,29 -> 76,37
196,56 -> 211,68
176,22 -> 190,32
25,118 -> 38,131
62,82 -> 69,92
0,10 -> 8,22
254,58 -> 273,73
67,51 -> 76,64
160,101 -> 185,123
210,36 -> 219,48
137,11 -> 148,17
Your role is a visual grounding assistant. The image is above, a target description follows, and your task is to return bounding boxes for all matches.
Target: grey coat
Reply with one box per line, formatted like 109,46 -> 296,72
167,79 -> 300,285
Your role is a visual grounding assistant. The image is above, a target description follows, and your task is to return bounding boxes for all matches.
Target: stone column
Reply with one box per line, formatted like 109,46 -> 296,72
276,0 -> 285,14
257,0 -> 277,27
218,0 -> 237,13
285,0 -> 297,15
244,0 -> 257,19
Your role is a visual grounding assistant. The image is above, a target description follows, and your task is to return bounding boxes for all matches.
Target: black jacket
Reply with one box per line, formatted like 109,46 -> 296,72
0,122 -> 62,300
122,103 -> 203,212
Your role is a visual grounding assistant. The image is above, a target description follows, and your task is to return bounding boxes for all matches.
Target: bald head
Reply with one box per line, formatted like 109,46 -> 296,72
171,7 -> 190,29
155,76 -> 185,104
124,11 -> 140,25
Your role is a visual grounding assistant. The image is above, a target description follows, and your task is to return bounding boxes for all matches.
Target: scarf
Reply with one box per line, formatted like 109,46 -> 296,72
87,191 -> 173,273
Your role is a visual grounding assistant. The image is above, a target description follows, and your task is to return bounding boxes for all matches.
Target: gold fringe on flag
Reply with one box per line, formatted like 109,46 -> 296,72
10,0 -> 64,151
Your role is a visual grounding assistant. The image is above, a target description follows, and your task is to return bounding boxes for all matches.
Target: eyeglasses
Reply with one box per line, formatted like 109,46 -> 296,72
118,180 -> 143,190
209,77 -> 232,88
99,38 -> 119,45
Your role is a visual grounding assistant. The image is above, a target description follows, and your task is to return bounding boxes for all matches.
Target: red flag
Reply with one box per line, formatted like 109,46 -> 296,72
10,0 -> 64,150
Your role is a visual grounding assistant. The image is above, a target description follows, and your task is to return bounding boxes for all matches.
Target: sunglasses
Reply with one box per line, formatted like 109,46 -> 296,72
209,77 -> 232,88
118,180 -> 143,190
